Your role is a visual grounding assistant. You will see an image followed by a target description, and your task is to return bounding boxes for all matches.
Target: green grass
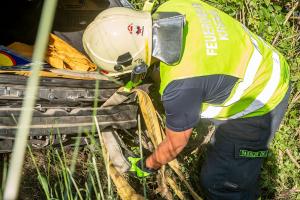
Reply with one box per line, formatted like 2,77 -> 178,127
2,0 -> 299,199
134,0 -> 300,199
16,125 -> 117,200
204,1 -> 300,199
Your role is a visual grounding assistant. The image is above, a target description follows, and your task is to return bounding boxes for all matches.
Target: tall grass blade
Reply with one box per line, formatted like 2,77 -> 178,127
88,130 -> 112,200
88,167 -> 100,200
93,118 -> 111,200
56,149 -> 74,200
91,78 -> 100,135
56,128 -> 76,200
54,184 -> 60,200
90,71 -> 111,199
51,148 -> 65,200
27,146 -> 51,200
70,130 -> 82,174
3,0 -> 57,199
84,134 -> 106,200
138,114 -> 147,199
46,148 -> 51,183
92,156 -> 105,200
57,128 -> 67,164
106,153 -> 112,199
85,182 -> 90,200
66,168 -> 83,200
1,155 -> 8,197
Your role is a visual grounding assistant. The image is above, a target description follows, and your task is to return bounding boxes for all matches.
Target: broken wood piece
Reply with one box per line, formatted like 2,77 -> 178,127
95,124 -> 144,200
133,88 -> 202,200
272,1 -> 299,45
166,176 -> 186,200
168,160 -> 203,200
156,170 -> 173,200
283,2 -> 299,24
278,149 -> 284,166
285,148 -> 300,169
191,126 -> 215,155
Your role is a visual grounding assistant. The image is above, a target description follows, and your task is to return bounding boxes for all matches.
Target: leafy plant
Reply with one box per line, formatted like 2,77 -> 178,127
16,0 -> 300,199
130,0 -> 300,199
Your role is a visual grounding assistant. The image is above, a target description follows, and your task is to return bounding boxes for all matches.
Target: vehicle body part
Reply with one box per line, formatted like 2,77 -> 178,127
0,0 -> 134,45
0,74 -> 142,152
0,104 -> 138,136
0,0 -> 141,154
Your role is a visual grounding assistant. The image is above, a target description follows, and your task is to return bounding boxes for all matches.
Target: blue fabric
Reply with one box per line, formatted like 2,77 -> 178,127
162,75 -> 238,131
200,88 -> 290,200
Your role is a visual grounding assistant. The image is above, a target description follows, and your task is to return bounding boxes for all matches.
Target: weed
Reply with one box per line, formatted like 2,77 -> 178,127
13,0 -> 300,199
129,0 -> 300,199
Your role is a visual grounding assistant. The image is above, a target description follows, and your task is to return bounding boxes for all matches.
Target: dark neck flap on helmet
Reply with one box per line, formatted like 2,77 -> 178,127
152,12 -> 185,65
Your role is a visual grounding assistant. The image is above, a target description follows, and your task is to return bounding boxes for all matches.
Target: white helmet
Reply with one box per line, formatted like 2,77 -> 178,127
82,7 -> 152,76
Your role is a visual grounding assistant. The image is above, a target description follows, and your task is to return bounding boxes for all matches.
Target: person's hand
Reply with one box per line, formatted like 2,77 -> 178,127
128,157 -> 156,178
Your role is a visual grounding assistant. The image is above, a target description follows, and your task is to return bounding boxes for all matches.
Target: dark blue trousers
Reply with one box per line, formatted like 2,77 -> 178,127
200,88 -> 290,200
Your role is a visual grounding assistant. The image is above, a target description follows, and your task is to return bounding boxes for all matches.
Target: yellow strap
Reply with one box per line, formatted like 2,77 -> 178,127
102,87 -> 202,200
142,0 -> 155,12
133,88 -> 163,147
133,88 -> 203,200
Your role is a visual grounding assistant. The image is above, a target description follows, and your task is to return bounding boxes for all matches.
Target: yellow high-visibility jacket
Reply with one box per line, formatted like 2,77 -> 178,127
157,0 -> 290,120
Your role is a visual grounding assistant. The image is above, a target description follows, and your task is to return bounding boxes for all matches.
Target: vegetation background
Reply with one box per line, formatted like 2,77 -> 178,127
1,0 -> 299,199
130,0 -> 300,199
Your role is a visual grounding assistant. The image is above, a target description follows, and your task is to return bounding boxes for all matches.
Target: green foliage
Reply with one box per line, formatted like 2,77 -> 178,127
202,0 -> 300,199
26,132 -> 115,200
129,0 -> 167,10
204,1 -> 300,199
131,0 -> 300,198
20,0 -> 299,199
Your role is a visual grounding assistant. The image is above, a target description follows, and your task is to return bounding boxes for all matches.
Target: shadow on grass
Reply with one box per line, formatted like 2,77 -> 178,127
260,149 -> 280,200
177,119 -> 213,198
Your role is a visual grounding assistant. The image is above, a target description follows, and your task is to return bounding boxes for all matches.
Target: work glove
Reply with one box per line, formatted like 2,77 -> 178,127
128,157 -> 157,178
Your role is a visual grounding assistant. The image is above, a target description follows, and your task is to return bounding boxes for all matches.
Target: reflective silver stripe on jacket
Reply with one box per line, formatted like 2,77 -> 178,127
229,52 -> 281,119
201,48 -> 280,119
201,37 -> 263,118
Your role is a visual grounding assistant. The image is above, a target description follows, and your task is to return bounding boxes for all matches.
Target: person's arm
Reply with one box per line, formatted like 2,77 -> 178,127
145,76 -> 238,170
146,127 -> 192,170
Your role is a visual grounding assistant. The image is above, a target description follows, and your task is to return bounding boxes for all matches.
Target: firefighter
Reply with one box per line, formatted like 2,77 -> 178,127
82,0 -> 290,199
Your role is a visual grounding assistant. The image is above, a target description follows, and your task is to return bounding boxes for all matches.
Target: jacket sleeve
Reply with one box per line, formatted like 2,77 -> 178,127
162,84 -> 203,132
161,75 -> 238,131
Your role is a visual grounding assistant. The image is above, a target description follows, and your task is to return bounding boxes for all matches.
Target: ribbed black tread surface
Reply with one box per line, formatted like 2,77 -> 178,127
0,74 -> 138,137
